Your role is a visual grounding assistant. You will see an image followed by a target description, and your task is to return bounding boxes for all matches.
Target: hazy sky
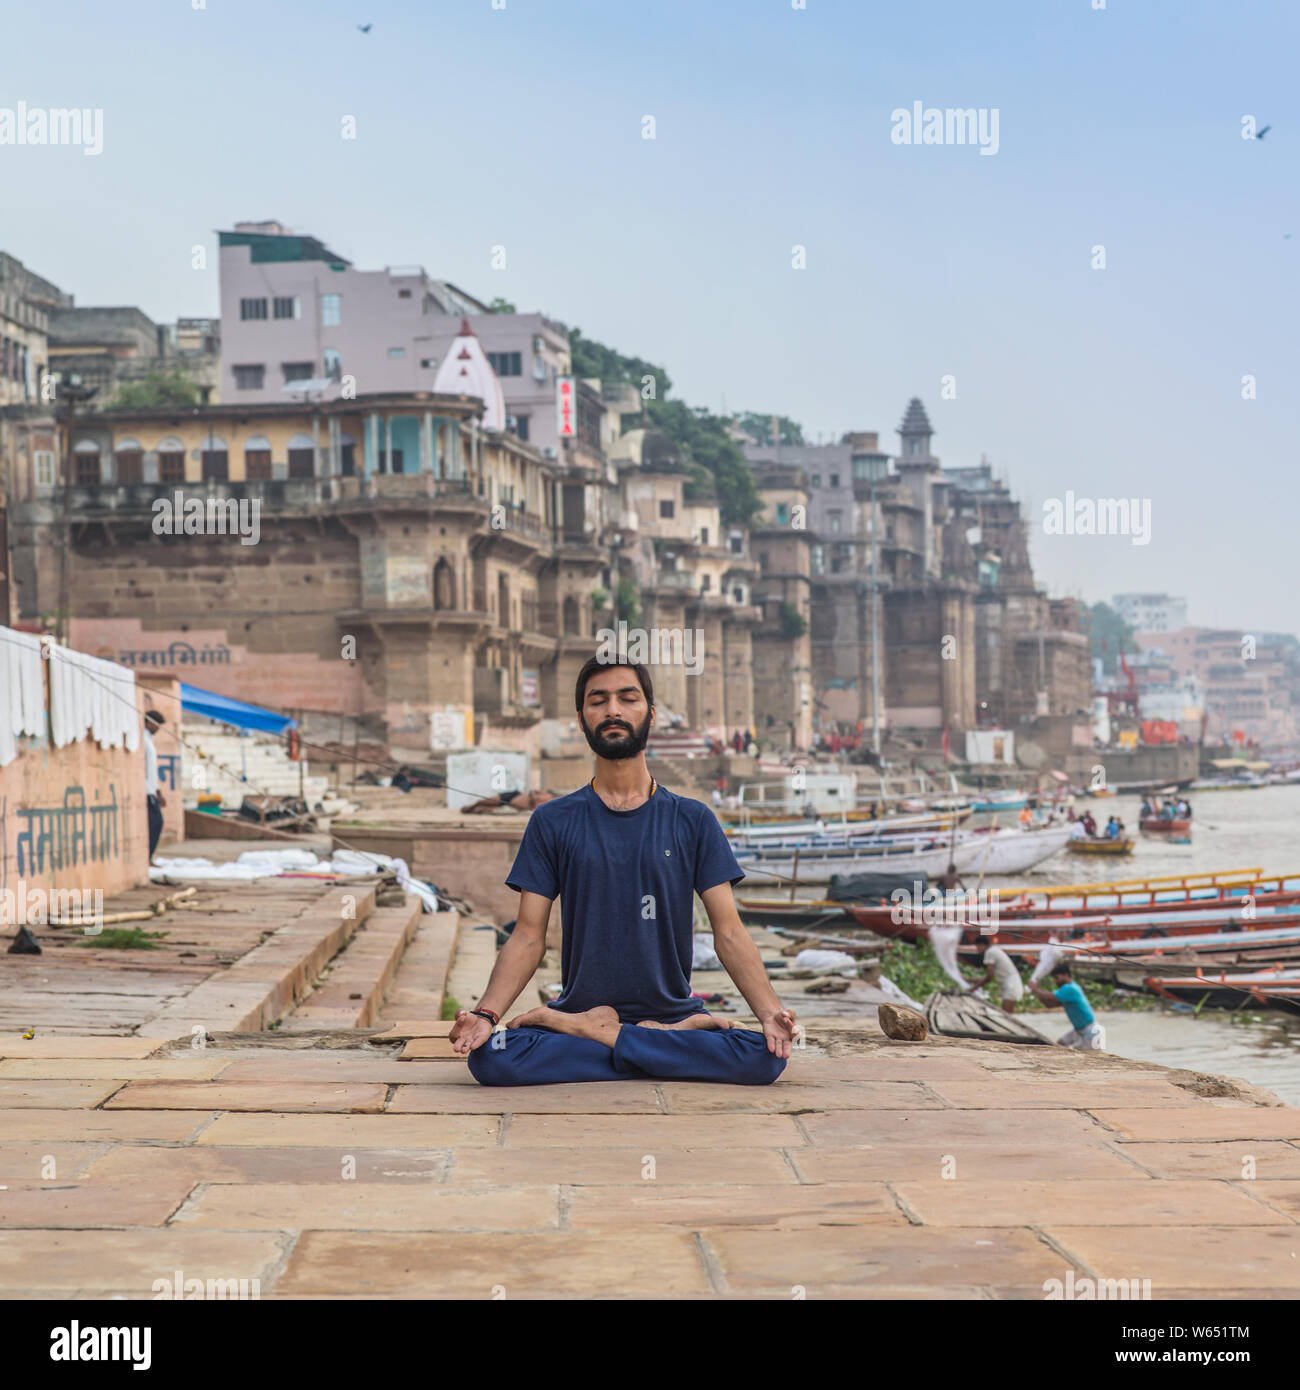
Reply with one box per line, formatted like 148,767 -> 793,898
4,0 -> 1296,633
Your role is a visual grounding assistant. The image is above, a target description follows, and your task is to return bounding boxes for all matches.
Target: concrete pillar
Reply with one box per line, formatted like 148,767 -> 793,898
385,416 -> 394,475
421,411 -> 433,473
311,415 -> 321,478
364,413 -> 378,480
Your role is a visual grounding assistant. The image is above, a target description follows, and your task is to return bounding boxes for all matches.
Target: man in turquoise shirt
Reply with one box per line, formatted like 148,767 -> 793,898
1030,961 -> 1104,1050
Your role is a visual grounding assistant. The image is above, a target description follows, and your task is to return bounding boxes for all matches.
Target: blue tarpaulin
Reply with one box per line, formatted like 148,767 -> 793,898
179,683 -> 297,735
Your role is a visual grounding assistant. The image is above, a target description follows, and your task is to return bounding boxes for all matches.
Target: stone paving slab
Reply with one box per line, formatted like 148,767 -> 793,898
566,1182 -> 903,1229
277,1230 -> 711,1297
0,1079 -> 122,1108
789,1143 -> 1147,1182
174,1181 -> 559,1231
0,1143 -> 106,1182
213,1053 -> 474,1084
1115,1141 -> 1300,1179
799,1107 -> 1104,1146
1093,1108 -> 1300,1142
503,1113 -> 806,1148
386,1082 -> 665,1114
196,1112 -> 500,1148
0,1036 -> 165,1059
0,1057 -> 229,1080
703,1225 -> 1064,1294
399,1038 -> 461,1060
369,1020 -> 455,1041
443,1146 -> 797,1187
924,1078 -> 1209,1109
659,1079 -> 942,1113
1045,1225 -> 1300,1291
0,1110 -> 213,1142
103,1079 -> 389,1112
0,1229 -> 286,1295
0,1179 -> 195,1228
892,1178 -> 1280,1226
82,1144 -> 449,1184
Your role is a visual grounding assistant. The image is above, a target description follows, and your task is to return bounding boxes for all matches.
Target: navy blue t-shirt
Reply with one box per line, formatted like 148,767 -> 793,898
505,782 -> 744,1023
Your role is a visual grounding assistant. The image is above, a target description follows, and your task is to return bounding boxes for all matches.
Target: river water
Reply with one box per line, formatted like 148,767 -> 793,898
981,783 -> 1300,1103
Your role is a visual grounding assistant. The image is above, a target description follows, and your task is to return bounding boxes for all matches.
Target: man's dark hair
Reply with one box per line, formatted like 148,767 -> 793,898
1051,961 -> 1072,979
574,655 -> 654,712
144,709 -> 165,726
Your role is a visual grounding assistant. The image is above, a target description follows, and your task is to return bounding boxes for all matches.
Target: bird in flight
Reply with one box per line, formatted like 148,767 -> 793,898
1255,124 -> 1271,139
358,22 -> 372,33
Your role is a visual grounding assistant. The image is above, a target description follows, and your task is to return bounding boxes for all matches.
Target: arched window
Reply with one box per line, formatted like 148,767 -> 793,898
562,595 -> 580,635
287,431 -> 315,479
200,433 -> 229,481
74,438 -> 101,486
243,434 -> 272,481
433,557 -> 455,611
323,348 -> 342,382
156,436 -> 186,483
114,437 -> 143,484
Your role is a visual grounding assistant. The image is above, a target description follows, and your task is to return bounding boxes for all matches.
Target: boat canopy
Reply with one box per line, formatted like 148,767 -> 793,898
179,683 -> 297,736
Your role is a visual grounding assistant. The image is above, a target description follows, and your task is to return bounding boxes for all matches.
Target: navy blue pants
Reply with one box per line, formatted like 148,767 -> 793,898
468,1022 -> 786,1087
147,794 -> 164,859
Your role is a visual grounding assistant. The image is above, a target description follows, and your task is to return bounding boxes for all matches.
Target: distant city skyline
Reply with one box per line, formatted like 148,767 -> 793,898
3,0 -> 1296,634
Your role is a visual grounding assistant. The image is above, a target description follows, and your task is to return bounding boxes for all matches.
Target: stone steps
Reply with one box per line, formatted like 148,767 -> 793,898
134,885 -> 377,1039
280,898 -> 424,1031
371,909 -> 461,1024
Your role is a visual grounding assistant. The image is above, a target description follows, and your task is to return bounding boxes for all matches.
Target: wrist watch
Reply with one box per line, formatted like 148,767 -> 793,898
470,1007 -> 499,1026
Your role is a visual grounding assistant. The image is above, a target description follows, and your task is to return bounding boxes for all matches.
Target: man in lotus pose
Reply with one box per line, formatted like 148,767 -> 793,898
449,655 -> 796,1085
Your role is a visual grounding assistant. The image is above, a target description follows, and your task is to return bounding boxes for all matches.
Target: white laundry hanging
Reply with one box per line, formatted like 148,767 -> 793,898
0,626 -> 46,767
48,644 -> 140,751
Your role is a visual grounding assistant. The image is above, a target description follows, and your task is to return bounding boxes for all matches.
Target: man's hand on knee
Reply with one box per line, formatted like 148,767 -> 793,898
758,1006 -> 798,1060
449,1010 -> 494,1054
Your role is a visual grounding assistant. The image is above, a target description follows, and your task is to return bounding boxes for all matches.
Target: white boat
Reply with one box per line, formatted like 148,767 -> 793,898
735,824 -> 1072,885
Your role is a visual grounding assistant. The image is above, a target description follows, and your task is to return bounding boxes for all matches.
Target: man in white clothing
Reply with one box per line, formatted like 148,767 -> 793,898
143,709 -> 166,864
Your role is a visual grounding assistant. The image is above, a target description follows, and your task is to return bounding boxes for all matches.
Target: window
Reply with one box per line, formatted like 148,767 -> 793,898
730,532 -> 744,555
378,449 -> 404,474
340,436 -> 356,476
157,437 -> 185,483
74,440 -> 100,486
233,364 -> 265,390
273,296 -> 299,320
701,574 -> 711,591
245,450 -> 271,481
200,436 -> 229,481
323,348 -> 342,381
829,511 -> 842,533
829,473 -> 839,488
387,347 -> 406,359
287,432 -> 315,479
487,351 -> 522,377
115,440 -> 143,484
812,474 -> 821,487
776,503 -> 789,525
513,414 -> 530,442
659,499 -> 675,519
733,586 -> 745,602
33,450 -> 55,487
398,288 -> 412,299
700,527 -> 709,546
240,298 -> 268,321
321,293 -> 341,326
282,362 -> 314,383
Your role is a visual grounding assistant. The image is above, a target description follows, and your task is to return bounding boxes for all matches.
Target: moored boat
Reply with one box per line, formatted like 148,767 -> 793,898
1141,818 -> 1191,833
1067,837 -> 1135,856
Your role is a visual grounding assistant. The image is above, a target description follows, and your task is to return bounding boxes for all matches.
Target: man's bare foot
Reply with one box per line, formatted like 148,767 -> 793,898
506,1004 -> 621,1048
637,1013 -> 735,1031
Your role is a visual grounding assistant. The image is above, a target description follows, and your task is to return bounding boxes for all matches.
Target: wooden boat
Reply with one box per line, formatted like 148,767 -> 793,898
925,990 -> 1050,1044
1067,837 -> 1135,855
1141,818 -> 1191,833
734,824 -> 1073,886
969,790 -> 1030,812
1143,967 -> 1300,1014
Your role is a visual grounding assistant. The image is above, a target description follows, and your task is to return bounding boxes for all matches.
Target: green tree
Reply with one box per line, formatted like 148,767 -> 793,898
735,412 -> 805,447
487,297 -> 517,314
109,369 -> 200,410
1088,602 -> 1135,675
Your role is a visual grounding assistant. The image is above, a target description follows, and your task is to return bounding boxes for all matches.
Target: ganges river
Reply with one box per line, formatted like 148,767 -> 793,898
980,783 -> 1300,1104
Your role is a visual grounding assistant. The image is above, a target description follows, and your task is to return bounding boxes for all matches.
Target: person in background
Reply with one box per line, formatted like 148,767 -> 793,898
1030,961 -> 1104,1050
1017,804 -> 1034,829
143,709 -> 166,865
1103,816 -> 1121,839
967,936 -> 1025,1014
1079,811 -> 1098,838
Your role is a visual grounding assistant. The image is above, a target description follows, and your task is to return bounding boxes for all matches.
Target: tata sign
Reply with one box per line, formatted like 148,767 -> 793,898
556,375 -> 576,438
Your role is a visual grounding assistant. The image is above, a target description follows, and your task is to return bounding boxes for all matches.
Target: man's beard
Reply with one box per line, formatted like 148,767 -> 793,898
580,711 -> 652,761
